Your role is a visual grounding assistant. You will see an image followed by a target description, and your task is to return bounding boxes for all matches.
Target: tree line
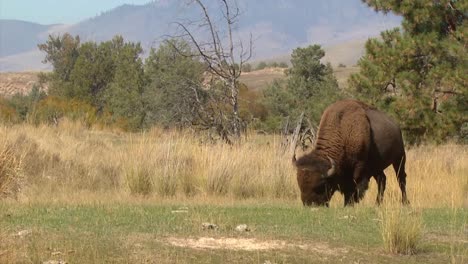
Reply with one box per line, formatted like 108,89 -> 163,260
0,0 -> 466,144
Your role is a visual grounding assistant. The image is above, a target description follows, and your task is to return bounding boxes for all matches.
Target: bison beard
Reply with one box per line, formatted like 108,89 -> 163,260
292,99 -> 409,207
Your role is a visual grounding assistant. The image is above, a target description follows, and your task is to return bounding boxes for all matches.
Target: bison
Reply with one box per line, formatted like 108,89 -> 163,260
292,99 -> 409,206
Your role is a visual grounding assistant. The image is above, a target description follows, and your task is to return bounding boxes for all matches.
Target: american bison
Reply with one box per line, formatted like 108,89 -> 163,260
292,99 -> 409,206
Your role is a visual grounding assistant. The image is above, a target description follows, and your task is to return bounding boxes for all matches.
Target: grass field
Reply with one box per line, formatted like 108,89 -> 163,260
1,122 -> 467,263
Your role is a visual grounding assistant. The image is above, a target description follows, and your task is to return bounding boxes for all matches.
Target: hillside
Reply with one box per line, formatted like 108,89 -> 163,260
0,20 -> 53,58
0,72 -> 44,97
0,0 -> 401,72
0,65 -> 359,97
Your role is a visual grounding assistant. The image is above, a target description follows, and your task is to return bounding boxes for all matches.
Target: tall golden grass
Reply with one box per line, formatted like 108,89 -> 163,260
0,120 -> 466,208
0,140 -> 22,198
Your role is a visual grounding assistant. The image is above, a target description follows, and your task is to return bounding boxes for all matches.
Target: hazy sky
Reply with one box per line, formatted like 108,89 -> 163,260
0,0 -> 153,25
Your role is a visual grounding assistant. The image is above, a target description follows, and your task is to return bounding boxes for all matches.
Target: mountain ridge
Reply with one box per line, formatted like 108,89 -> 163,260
0,0 -> 401,72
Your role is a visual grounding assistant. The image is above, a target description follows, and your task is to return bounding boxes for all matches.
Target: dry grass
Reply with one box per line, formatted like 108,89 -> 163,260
239,67 -> 286,90
0,121 -> 466,208
380,206 -> 423,255
349,144 -> 468,208
0,140 -> 22,199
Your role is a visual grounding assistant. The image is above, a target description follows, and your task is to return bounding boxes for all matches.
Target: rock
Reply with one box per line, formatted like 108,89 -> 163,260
42,260 -> 67,264
339,215 -> 357,220
171,207 -> 189,214
235,224 -> 250,232
202,222 -> 218,230
16,229 -> 32,238
171,210 -> 188,214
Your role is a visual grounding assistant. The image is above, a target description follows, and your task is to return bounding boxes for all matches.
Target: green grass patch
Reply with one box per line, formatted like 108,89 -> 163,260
0,202 -> 466,263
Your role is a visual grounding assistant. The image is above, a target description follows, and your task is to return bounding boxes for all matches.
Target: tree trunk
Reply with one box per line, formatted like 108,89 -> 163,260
230,78 -> 241,138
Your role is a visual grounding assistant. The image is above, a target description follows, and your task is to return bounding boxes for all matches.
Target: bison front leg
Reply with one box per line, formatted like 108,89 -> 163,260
344,164 -> 369,206
344,190 -> 356,206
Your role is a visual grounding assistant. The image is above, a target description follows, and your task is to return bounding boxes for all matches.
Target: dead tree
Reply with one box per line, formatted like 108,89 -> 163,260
172,0 -> 252,142
282,112 -> 317,155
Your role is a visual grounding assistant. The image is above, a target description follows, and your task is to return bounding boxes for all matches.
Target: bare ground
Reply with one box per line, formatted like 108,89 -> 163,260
166,236 -> 348,255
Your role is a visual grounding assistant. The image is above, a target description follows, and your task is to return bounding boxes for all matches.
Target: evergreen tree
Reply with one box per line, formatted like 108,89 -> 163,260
68,41 -> 115,110
38,35 -> 148,129
263,45 -> 341,130
350,0 -> 467,143
105,37 -> 147,130
144,39 -> 205,127
38,33 -> 81,97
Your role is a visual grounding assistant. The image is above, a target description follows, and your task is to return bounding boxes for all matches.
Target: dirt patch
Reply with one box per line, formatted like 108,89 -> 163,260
167,237 -> 347,255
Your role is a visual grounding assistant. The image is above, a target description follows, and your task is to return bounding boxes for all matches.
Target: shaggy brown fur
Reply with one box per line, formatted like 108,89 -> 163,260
293,99 -> 409,206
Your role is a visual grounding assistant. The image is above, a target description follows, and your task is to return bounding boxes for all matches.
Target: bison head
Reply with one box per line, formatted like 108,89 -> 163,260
292,154 -> 336,207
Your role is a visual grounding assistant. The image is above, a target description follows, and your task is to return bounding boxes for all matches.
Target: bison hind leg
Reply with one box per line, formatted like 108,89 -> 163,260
374,171 -> 387,205
393,156 -> 410,205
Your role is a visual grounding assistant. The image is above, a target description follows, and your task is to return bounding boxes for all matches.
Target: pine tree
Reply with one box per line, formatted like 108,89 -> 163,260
144,39 -> 205,127
350,0 -> 467,143
105,37 -> 147,130
263,45 -> 341,130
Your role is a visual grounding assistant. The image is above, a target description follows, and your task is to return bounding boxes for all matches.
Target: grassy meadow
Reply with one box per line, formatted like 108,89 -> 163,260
0,121 -> 467,263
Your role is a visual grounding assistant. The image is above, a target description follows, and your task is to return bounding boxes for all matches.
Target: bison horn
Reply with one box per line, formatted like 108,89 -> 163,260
326,156 -> 336,177
292,153 -> 297,166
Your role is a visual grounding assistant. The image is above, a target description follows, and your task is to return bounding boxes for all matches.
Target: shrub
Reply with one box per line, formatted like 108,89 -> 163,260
32,96 -> 97,127
256,61 -> 267,70
242,63 -> 252,72
0,98 -> 20,124
269,62 -> 279,68
380,207 -> 423,255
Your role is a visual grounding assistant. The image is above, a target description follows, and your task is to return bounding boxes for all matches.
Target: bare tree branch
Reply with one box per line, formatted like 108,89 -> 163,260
166,0 -> 253,142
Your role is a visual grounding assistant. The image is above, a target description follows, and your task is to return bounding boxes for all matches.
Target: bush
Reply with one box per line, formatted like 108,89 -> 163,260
0,98 -> 20,124
242,63 -> 252,72
256,61 -> 267,70
380,207 -> 422,255
7,86 -> 46,121
32,96 -> 98,127
269,62 -> 279,68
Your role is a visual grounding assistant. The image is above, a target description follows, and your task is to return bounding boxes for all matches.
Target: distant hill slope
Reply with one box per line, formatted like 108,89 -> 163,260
0,0 -> 400,72
0,20 -> 53,58
239,66 -> 360,91
0,66 -> 358,97
253,38 -> 368,68
0,72 -> 43,97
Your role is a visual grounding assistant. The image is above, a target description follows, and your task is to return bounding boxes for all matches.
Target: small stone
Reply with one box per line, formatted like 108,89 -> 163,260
339,215 -> 356,220
171,210 -> 188,214
42,260 -> 67,264
171,207 -> 189,213
235,224 -> 250,232
16,229 -> 32,238
202,222 -> 218,230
